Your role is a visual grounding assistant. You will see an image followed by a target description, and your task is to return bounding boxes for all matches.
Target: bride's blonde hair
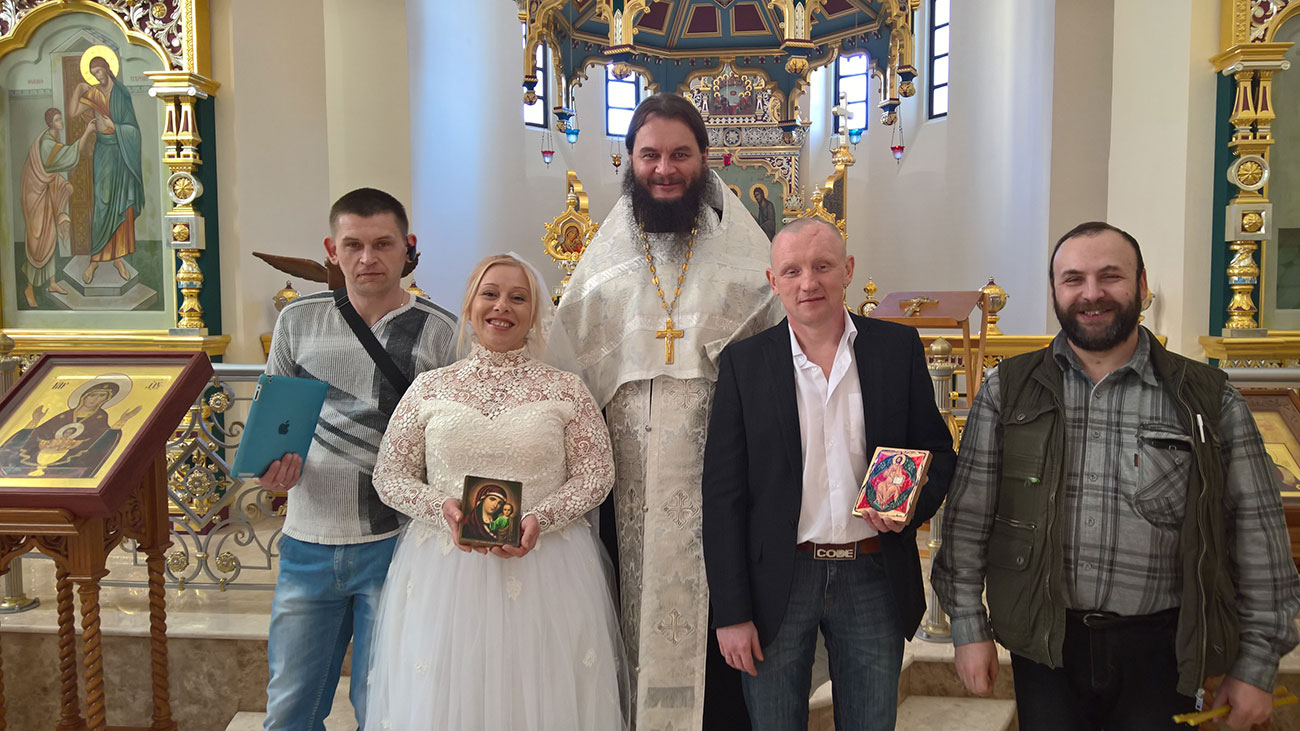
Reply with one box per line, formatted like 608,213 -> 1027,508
456,254 -> 550,359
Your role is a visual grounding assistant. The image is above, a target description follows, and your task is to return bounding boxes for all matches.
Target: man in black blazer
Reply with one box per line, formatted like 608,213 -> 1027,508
702,218 -> 956,730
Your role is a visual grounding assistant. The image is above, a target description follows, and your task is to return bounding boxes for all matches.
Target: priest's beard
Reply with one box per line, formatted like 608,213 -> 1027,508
1053,287 -> 1143,352
625,162 -> 708,236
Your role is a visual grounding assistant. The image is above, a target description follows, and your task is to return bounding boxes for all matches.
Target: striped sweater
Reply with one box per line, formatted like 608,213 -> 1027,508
266,290 -> 457,544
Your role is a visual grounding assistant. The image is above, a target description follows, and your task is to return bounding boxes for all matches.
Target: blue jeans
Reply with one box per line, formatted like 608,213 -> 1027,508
741,550 -> 903,731
264,534 -> 397,730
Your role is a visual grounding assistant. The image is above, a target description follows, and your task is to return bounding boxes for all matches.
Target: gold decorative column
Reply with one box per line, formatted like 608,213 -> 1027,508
1210,41 -> 1291,336
146,72 -> 220,334
878,0 -> 921,123
519,0 -> 564,105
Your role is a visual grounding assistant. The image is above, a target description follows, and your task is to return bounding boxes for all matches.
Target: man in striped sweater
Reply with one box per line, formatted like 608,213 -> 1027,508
259,188 -> 457,729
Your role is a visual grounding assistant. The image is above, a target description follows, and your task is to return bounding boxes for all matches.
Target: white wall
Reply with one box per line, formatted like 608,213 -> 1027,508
1046,0 -> 1114,325
1107,0 -> 1218,357
408,0 -> 538,309
211,0 -> 415,363
806,0 -> 1058,336
323,0 -> 412,205
406,0 -> 636,308
211,0 -> 331,363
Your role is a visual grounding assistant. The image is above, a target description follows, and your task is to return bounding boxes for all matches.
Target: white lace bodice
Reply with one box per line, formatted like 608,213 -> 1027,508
373,345 -> 614,533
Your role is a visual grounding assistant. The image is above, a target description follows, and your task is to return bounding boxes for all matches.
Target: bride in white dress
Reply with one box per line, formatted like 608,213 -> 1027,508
366,254 -> 628,730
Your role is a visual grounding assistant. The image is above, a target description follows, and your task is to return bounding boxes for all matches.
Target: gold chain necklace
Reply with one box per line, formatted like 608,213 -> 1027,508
639,221 -> 697,364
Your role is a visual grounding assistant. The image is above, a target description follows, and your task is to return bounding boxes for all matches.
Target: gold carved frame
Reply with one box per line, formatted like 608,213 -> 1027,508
542,170 -> 600,301
0,0 -> 226,355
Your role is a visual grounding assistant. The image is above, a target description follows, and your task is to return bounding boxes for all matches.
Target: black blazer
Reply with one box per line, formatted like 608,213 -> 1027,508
701,313 -> 957,646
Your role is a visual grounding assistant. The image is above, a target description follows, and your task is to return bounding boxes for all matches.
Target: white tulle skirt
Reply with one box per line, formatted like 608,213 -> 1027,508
364,519 -> 629,731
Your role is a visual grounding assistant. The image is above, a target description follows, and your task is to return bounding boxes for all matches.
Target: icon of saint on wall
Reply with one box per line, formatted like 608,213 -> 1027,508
69,45 -> 145,286
750,184 -> 776,241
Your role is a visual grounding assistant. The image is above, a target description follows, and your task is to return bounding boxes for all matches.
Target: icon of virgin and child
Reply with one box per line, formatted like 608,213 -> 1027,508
0,374 -> 141,479
459,481 -> 521,546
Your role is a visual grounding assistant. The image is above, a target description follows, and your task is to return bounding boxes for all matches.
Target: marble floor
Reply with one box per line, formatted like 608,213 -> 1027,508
225,676 -> 357,730
4,527 -> 1300,730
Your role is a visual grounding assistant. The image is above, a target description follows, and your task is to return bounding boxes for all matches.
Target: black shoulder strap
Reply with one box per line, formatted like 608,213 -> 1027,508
333,288 -> 411,398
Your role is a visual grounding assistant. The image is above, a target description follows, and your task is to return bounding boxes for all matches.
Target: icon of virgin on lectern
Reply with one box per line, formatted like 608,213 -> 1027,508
0,373 -> 141,478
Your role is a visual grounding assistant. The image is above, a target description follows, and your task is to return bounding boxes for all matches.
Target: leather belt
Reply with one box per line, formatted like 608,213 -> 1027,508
795,536 -> 880,560
1067,607 -> 1179,630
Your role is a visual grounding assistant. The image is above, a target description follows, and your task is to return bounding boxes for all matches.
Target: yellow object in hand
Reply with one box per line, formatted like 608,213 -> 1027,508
1171,685 -> 1297,726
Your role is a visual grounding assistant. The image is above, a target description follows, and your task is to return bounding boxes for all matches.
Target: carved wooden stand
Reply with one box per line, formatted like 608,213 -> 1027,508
0,455 -> 176,731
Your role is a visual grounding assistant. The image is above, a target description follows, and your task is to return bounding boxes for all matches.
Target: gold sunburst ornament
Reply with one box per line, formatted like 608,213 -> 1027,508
80,45 -> 120,85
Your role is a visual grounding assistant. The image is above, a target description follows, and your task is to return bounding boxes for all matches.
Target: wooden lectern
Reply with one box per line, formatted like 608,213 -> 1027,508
0,352 -> 212,730
868,290 -> 989,404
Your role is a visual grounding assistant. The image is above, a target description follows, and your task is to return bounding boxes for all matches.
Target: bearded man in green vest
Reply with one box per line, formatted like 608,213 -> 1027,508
934,221 -> 1300,731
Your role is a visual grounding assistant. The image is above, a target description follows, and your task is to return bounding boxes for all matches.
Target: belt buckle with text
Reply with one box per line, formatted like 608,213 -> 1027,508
813,544 -> 857,560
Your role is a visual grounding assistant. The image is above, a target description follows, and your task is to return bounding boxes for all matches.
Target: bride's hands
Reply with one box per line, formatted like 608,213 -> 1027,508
442,498 -> 474,553
490,515 -> 540,559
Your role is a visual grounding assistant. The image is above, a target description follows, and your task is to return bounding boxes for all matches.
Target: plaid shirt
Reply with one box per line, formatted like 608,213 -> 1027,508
933,331 -> 1300,689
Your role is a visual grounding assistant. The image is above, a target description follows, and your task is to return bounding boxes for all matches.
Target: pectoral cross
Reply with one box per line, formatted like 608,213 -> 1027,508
656,318 -> 684,365
900,296 -> 937,317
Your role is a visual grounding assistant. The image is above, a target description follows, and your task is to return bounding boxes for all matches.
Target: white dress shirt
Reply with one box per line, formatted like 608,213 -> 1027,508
790,310 -> 875,544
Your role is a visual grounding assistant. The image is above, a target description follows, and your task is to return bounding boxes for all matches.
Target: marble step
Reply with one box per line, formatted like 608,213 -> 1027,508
896,695 -> 1018,731
225,675 -> 355,731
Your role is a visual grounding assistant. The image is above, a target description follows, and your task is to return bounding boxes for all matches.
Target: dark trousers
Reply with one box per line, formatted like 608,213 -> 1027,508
1011,608 -> 1197,731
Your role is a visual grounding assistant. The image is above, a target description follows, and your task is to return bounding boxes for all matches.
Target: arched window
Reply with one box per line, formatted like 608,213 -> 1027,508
833,53 -> 870,134
606,66 -> 640,137
523,23 -> 548,128
929,0 -> 949,118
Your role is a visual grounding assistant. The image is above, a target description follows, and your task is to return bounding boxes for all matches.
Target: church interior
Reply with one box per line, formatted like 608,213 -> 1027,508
0,0 -> 1299,728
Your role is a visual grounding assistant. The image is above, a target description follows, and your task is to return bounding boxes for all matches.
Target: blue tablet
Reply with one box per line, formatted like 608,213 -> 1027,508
231,374 -> 328,478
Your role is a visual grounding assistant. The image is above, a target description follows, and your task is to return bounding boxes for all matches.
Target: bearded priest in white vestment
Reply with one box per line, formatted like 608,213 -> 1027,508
549,93 -> 783,731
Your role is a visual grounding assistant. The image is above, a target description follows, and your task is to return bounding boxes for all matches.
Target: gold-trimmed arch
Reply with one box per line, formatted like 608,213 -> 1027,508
1263,2 -> 1300,43
572,55 -> 660,94
0,0 -> 173,71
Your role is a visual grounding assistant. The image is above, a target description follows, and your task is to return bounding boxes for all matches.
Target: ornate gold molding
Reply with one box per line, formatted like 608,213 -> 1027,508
520,0 -> 565,104
0,330 -> 228,357
1199,333 -> 1300,365
542,171 -> 600,301
596,0 -> 653,54
1211,34 -> 1293,333
765,0 -> 827,73
0,1 -> 218,336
